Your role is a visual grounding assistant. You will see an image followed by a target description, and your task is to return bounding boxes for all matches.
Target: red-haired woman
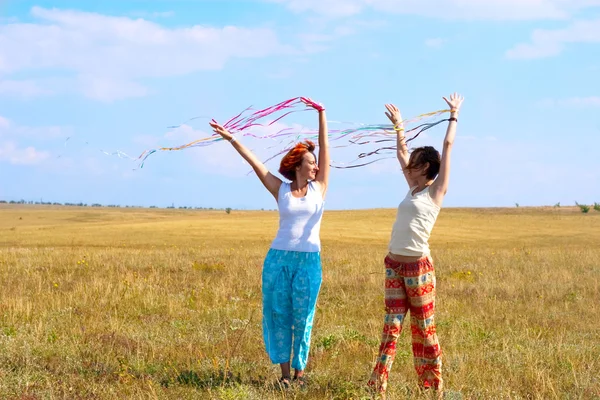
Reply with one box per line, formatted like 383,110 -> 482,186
209,97 -> 329,388
368,93 -> 464,398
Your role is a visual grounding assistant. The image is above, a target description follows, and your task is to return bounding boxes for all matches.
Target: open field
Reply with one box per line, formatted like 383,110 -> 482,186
0,205 -> 599,399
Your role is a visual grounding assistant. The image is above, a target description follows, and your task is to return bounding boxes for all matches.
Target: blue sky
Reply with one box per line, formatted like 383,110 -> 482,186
0,0 -> 599,209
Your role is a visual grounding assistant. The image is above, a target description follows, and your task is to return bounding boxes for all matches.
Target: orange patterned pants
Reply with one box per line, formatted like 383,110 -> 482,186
368,255 -> 442,393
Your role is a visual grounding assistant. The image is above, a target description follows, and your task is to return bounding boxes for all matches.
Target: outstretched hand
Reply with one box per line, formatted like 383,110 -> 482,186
209,120 -> 234,141
301,97 -> 325,112
384,103 -> 403,126
443,92 -> 464,112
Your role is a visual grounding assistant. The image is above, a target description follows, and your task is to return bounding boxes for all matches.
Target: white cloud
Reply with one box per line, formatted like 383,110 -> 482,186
266,68 -> 295,79
269,0 -> 600,20
506,18 -> 600,59
0,79 -> 51,97
0,114 -> 67,166
77,74 -> 149,102
0,116 -> 10,129
0,115 -> 67,140
164,124 -> 207,141
294,19 -> 375,53
505,42 -> 563,59
132,134 -> 162,148
269,0 -> 365,17
425,38 -> 446,48
0,116 -> 133,180
0,17 -> 19,24
0,141 -> 50,165
0,7 -> 291,101
538,96 -> 600,107
129,11 -> 175,19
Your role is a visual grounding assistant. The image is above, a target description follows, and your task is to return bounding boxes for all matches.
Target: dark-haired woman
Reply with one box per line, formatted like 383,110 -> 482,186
209,97 -> 329,387
368,93 -> 464,398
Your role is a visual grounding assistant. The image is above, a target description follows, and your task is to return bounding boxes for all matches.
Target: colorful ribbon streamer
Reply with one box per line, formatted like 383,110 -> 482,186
95,97 -> 453,170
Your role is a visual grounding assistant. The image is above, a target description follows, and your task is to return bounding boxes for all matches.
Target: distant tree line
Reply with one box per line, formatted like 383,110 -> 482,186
0,199 -> 271,212
513,201 -> 600,214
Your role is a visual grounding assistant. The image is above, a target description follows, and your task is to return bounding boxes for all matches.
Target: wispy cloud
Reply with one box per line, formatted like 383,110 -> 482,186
0,141 -> 50,165
76,74 -> 149,102
506,17 -> 600,59
268,0 -> 599,20
0,115 -> 68,139
268,0 -> 365,18
538,96 -> 600,108
294,19 -> 378,53
0,80 -> 52,98
0,116 -> 10,130
0,115 -> 70,166
425,38 -> 447,48
128,10 -> 175,19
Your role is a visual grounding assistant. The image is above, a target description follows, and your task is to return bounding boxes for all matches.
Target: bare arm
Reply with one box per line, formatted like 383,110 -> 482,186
209,121 -> 282,200
385,103 -> 417,188
302,98 -> 329,198
430,93 -> 464,206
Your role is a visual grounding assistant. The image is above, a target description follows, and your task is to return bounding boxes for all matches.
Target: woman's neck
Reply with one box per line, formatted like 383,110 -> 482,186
292,178 -> 309,190
415,178 -> 433,190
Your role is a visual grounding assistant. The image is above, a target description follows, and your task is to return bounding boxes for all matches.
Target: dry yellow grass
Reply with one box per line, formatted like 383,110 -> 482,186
0,205 -> 599,399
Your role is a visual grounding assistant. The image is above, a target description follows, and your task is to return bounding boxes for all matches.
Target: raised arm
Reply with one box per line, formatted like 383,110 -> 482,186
385,103 -> 417,188
301,97 -> 329,198
209,121 -> 282,200
430,93 -> 464,206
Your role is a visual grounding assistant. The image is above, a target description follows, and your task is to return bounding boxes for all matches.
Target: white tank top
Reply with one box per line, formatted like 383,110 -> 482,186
270,181 -> 325,253
388,186 -> 441,257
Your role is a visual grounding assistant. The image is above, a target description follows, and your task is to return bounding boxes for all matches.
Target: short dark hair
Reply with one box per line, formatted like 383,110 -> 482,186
406,146 -> 440,180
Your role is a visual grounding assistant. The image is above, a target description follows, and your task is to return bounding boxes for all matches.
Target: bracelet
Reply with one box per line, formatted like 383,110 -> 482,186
451,108 -> 459,113
449,117 -> 458,122
229,136 -> 237,143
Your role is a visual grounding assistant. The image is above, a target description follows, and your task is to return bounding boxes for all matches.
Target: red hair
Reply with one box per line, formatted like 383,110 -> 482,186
279,140 -> 316,181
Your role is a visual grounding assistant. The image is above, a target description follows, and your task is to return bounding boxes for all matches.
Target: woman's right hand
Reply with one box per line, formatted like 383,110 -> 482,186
209,120 -> 234,141
208,119 -> 281,200
384,104 -> 403,127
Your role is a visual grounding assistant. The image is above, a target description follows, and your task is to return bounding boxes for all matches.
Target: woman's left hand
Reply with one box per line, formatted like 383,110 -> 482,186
301,97 -> 325,112
443,92 -> 464,113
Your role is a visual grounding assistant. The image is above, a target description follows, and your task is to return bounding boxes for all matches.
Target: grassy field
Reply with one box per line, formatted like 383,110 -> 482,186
0,205 -> 599,399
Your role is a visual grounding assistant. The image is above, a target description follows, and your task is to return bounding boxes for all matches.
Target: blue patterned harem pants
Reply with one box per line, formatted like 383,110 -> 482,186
262,249 -> 322,370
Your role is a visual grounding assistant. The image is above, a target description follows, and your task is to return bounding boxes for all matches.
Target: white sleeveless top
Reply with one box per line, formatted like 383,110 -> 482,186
388,186 -> 441,257
270,181 -> 325,253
